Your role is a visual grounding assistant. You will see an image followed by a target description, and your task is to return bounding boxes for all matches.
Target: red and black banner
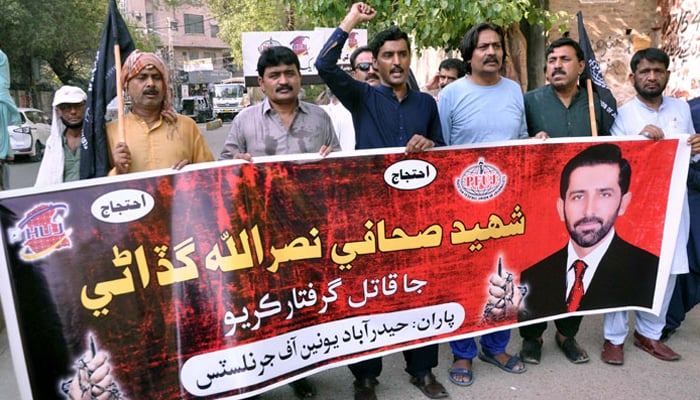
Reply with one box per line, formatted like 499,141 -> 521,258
0,137 -> 688,399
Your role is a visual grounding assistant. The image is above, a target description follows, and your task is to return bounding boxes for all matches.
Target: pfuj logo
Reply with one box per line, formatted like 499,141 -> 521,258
8,203 -> 72,261
257,37 -> 282,53
455,158 -> 507,201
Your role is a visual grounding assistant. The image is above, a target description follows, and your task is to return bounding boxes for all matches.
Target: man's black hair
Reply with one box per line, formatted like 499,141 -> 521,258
459,22 -> 507,75
439,58 -> 466,78
560,143 -> 631,199
630,48 -> 669,73
546,37 -> 584,62
369,26 -> 411,59
256,46 -> 300,77
349,45 -> 373,70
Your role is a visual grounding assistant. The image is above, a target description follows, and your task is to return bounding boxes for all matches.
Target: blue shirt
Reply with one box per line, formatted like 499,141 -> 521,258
438,76 -> 527,145
315,28 -> 444,150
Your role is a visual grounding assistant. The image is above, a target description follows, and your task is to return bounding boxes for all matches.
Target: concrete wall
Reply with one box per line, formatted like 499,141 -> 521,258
660,0 -> 700,99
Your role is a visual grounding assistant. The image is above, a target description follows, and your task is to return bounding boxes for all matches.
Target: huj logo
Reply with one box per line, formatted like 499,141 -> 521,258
8,203 -> 73,261
289,36 -> 310,56
455,158 -> 507,201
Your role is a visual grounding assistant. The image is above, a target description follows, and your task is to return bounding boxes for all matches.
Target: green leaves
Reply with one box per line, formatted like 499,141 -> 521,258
286,0 -> 565,53
205,0 -> 289,64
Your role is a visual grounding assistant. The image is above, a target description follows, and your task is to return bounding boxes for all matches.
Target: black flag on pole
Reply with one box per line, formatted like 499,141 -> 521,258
577,11 -> 617,134
80,0 -> 135,179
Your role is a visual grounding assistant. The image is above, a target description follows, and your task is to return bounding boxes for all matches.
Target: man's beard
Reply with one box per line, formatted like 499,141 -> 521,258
634,80 -> 666,100
61,116 -> 83,130
565,209 -> 619,248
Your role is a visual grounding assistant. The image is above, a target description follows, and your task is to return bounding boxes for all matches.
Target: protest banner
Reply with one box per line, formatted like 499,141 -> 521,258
241,28 -> 366,86
0,137 -> 688,399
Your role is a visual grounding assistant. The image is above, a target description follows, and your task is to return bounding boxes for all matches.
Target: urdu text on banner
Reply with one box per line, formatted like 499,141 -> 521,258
0,136 -> 689,399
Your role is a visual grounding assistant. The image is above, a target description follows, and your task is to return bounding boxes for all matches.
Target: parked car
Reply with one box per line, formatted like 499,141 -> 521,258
180,96 -> 212,123
7,107 -> 50,161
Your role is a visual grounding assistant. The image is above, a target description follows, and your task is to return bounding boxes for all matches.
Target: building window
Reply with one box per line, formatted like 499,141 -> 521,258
170,19 -> 178,31
190,51 -> 200,60
202,52 -> 214,66
184,14 -> 204,34
210,24 -> 219,38
146,13 -> 154,30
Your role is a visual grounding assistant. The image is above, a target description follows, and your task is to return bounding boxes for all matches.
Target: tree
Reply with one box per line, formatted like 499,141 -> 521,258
0,0 -> 170,106
289,0 -> 567,53
0,0 -> 107,90
204,0 -> 565,73
205,0 -> 291,66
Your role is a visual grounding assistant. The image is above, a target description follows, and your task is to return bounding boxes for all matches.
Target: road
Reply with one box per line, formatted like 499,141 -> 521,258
5,121 -> 230,190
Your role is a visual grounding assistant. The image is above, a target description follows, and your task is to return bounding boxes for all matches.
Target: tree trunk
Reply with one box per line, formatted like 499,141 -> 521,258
520,0 -> 548,91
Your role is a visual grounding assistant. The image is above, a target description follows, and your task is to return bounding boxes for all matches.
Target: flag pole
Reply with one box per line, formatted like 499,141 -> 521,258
114,45 -> 126,144
586,78 -> 598,137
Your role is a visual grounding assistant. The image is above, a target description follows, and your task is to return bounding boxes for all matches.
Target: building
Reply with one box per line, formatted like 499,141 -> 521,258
119,0 -> 232,102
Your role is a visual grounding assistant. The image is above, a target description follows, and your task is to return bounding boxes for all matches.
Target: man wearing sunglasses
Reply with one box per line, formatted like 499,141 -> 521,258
349,46 -> 380,87
35,85 -> 87,185
316,3 -> 447,400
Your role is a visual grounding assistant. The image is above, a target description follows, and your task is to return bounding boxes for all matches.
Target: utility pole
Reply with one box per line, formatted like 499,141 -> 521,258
166,17 -> 178,107
166,17 -> 175,72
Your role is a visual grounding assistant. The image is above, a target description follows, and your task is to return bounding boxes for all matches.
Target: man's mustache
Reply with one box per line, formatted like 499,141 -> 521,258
551,69 -> 566,77
390,67 -> 404,74
275,84 -> 294,92
143,88 -> 159,95
484,56 -> 500,64
573,217 -> 603,228
366,73 -> 380,81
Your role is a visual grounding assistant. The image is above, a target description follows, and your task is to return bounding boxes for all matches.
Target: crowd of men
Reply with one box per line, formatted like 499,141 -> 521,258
16,1 -> 700,399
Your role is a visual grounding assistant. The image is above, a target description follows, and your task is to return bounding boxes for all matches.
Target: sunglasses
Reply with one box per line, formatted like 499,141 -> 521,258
354,62 -> 373,72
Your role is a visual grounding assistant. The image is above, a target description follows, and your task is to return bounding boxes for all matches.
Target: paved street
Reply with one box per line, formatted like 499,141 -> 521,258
0,310 -> 699,399
1,122 -> 699,398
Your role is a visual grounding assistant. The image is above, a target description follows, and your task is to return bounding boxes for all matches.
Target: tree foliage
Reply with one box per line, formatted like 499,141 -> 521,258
204,0 -> 565,68
0,0 -> 107,89
204,0 -> 290,65
0,0 -> 167,94
289,0 -> 567,52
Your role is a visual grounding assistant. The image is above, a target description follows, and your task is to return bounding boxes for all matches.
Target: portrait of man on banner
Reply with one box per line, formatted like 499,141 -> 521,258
487,143 -> 659,322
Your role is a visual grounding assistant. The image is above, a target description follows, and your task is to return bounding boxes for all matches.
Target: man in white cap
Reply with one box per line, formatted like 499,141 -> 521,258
35,85 -> 87,185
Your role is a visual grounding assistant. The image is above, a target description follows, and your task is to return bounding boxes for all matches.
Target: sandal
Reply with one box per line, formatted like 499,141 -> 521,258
448,367 -> 473,386
478,351 -> 527,374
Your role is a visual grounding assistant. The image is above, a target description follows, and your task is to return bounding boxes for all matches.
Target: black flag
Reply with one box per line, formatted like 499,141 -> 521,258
577,11 -> 617,134
80,0 -> 135,179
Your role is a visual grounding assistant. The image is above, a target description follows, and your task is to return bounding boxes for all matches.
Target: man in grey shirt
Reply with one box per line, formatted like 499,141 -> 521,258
220,46 -> 339,161
219,46 -> 338,399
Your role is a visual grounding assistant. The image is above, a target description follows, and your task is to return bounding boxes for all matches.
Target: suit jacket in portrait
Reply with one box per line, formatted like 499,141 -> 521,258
518,234 -> 659,322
